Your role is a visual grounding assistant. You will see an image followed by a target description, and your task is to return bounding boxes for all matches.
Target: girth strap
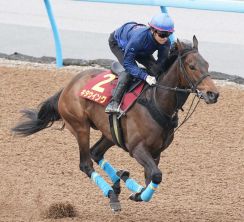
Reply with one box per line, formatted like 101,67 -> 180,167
109,114 -> 126,148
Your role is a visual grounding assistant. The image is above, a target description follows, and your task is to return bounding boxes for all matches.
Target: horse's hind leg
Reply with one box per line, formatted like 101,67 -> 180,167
90,136 -> 121,196
65,119 -> 121,211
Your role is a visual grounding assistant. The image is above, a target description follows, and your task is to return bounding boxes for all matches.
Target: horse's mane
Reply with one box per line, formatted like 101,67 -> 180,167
164,39 -> 194,72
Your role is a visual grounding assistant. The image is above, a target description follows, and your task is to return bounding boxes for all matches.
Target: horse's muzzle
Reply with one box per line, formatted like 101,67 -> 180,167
201,91 -> 219,104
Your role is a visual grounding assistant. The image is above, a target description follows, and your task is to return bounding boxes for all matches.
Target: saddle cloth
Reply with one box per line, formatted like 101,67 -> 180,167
79,70 -> 144,112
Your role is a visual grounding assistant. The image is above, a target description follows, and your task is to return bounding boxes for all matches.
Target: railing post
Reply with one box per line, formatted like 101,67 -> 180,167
44,0 -> 63,67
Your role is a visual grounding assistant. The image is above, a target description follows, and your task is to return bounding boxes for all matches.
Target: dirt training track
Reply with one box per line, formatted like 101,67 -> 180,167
0,60 -> 243,222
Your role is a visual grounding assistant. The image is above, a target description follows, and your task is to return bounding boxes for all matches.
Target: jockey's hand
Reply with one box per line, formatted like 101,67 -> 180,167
145,75 -> 156,86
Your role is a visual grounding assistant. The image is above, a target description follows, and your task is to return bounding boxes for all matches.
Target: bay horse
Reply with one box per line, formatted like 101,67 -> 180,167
12,36 -> 219,212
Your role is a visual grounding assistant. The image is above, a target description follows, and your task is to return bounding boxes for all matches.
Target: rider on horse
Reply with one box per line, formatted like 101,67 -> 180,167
105,13 -> 175,113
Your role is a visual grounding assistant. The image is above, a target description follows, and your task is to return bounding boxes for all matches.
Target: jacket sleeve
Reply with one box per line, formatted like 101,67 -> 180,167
123,42 -> 148,80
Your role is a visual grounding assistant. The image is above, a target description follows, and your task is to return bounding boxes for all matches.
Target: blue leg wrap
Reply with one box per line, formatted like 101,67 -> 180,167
125,178 -> 144,193
91,171 -> 113,197
140,181 -> 158,202
98,159 -> 120,183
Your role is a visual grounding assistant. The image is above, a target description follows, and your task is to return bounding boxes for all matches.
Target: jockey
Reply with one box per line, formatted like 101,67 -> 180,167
105,13 -> 175,113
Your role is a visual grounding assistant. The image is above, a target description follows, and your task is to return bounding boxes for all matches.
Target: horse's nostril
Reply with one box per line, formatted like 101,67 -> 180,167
207,91 -> 219,101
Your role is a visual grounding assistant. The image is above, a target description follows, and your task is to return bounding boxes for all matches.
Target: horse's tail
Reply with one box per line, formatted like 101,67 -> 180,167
12,89 -> 63,136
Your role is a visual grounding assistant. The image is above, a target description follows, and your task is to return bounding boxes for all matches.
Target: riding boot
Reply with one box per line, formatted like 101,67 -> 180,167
105,72 -> 130,113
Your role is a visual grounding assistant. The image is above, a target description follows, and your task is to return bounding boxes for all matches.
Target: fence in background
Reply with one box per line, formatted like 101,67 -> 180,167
77,0 -> 244,13
44,0 -> 244,67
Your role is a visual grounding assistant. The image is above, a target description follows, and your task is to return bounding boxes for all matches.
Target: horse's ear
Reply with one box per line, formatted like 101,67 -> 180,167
176,38 -> 183,52
193,35 -> 198,50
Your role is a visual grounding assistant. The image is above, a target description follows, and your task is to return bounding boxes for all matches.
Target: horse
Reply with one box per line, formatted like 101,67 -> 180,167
12,36 -> 219,212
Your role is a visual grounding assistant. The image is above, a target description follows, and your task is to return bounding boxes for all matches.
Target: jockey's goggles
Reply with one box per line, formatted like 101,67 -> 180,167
157,31 -> 172,38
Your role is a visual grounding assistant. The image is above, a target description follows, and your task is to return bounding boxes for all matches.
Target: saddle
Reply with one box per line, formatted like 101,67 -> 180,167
111,61 -> 125,75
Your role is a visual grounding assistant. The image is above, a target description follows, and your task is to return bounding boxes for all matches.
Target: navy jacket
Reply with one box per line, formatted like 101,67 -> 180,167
114,22 -> 172,80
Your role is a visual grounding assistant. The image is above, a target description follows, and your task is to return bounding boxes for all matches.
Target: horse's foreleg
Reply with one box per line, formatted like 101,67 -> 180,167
129,147 -> 162,202
144,156 -> 161,186
90,136 -> 121,195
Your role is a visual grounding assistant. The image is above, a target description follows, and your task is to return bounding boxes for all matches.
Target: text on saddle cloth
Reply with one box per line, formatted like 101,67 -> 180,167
79,70 -> 145,111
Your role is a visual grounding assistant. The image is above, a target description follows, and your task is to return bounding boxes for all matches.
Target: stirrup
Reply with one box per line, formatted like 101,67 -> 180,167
105,107 -> 121,114
105,101 -> 121,113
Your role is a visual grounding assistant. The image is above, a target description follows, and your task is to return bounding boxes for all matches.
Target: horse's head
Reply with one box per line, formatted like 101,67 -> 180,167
176,36 -> 219,104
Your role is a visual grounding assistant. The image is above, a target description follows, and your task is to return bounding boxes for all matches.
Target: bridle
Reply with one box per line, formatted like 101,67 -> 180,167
178,49 -> 210,93
155,48 -> 210,95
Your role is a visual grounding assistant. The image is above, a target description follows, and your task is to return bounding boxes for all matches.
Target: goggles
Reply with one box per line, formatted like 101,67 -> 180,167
156,31 -> 172,38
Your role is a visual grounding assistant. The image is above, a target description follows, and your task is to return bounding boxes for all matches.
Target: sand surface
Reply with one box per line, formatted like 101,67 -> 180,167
0,60 -> 243,221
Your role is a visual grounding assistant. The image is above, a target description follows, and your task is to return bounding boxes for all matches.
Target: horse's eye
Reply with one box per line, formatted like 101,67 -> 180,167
189,65 -> 195,70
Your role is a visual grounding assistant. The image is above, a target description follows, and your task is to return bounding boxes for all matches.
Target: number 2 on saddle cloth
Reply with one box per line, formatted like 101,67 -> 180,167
79,70 -> 145,112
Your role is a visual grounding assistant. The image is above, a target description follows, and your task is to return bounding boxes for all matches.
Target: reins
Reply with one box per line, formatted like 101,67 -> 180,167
154,84 -> 193,93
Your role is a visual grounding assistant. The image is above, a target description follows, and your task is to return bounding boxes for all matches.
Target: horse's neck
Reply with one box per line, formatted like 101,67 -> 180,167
153,61 -> 187,116
159,62 -> 180,88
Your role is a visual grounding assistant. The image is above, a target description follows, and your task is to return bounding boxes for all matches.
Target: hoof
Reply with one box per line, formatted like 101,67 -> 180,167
129,192 -> 143,202
110,201 -> 121,212
109,190 -> 121,212
116,170 -> 130,182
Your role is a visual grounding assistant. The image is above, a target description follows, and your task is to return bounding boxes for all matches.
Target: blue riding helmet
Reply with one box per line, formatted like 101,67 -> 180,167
149,13 -> 174,32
